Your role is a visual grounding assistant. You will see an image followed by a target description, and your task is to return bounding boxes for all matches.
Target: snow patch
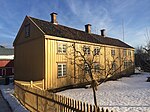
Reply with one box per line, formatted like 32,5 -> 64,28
0,83 -> 29,112
58,73 -> 150,112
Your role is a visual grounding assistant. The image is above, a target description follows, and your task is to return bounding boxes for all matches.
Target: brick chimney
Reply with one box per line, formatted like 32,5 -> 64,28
50,12 -> 58,25
85,24 -> 91,33
100,29 -> 105,37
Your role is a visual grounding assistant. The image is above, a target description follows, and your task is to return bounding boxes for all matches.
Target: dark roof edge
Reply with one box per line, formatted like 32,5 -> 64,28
29,16 -> 134,49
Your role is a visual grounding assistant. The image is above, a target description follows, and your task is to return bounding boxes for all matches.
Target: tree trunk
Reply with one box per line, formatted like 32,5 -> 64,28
89,69 -> 98,107
92,86 -> 97,107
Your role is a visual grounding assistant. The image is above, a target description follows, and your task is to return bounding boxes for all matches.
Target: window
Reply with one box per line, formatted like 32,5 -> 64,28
94,63 -> 100,73
25,24 -> 30,37
57,63 -> 67,77
124,61 -> 128,69
128,60 -> 132,67
58,43 -> 67,53
83,46 -> 90,55
111,49 -> 115,56
2,69 -> 6,76
128,51 -> 131,57
112,62 -> 116,71
94,47 -> 100,55
12,68 -> 14,74
84,63 -> 89,74
123,49 -> 127,56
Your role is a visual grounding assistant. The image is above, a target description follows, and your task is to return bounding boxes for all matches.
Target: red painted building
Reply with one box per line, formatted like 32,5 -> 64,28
0,60 -> 14,76
0,45 -> 14,76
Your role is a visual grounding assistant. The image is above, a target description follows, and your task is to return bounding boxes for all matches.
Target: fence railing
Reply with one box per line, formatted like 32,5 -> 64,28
15,80 -> 44,90
14,81 -> 113,112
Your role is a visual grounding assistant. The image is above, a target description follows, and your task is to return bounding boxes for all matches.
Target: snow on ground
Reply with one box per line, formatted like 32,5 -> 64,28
58,72 -> 150,112
0,83 -> 29,112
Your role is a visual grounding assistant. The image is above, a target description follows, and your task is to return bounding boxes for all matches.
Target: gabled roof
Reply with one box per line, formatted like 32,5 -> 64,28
0,45 -> 14,55
29,16 -> 134,49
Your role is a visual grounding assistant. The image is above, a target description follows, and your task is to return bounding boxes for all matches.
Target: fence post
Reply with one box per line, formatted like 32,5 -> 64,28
87,103 -> 89,112
72,99 -> 74,110
93,105 -> 97,112
101,107 -> 104,112
30,80 -> 33,87
97,107 -> 100,112
83,102 -> 86,112
70,98 -> 72,108
36,95 -> 38,111
90,104 -> 92,112
75,100 -> 77,110
77,101 -> 79,110
106,108 -> 109,112
67,98 -> 70,112
42,79 -> 44,90
80,101 -> 82,111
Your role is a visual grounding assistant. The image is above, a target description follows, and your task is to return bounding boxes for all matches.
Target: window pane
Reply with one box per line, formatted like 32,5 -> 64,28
58,64 -> 62,76
58,43 -> 67,53
58,72 -> 62,76
87,47 -> 90,54
123,50 -> 127,56
63,64 -> 66,75
83,46 -> 90,55
124,61 -> 128,69
58,63 -> 67,77
58,65 -> 61,69
58,44 -> 62,53
63,44 -> 66,53
94,48 -> 100,55
111,50 -> 115,56
128,51 -> 131,57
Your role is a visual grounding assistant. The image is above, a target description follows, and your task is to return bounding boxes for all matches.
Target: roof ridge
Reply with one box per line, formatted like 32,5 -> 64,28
29,16 -> 88,34
29,16 -> 134,49
29,16 -> 124,41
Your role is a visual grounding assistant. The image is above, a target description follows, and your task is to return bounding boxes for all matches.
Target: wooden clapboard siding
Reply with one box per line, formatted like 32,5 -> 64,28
14,17 -> 45,82
44,35 -> 134,89
14,16 -> 134,90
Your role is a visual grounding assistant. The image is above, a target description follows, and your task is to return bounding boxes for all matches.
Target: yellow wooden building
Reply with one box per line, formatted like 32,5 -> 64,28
13,12 -> 134,90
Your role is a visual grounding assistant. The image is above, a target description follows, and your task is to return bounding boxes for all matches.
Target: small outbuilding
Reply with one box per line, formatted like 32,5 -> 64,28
0,45 -> 14,76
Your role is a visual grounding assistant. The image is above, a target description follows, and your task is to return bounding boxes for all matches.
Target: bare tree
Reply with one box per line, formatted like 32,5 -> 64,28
135,28 -> 150,71
144,28 -> 150,55
67,43 -> 125,106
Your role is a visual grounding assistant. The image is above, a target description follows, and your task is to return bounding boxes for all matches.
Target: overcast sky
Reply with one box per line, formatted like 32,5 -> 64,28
0,0 -> 150,48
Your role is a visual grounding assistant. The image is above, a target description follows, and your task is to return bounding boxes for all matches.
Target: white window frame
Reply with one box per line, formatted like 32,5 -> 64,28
111,49 -> 115,56
94,47 -> 100,55
57,43 -> 67,54
83,46 -> 90,55
57,63 -> 67,77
